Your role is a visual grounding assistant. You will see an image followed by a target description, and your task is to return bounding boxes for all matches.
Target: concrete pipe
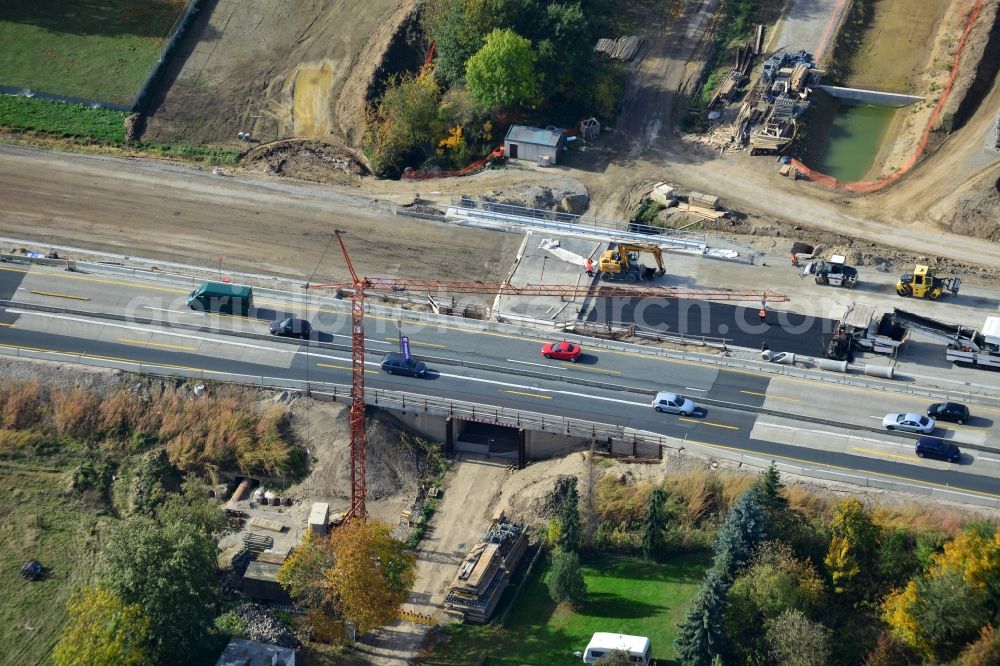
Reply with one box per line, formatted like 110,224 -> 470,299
770,352 -> 796,365
864,364 -> 895,380
760,350 -> 775,362
818,358 -> 848,373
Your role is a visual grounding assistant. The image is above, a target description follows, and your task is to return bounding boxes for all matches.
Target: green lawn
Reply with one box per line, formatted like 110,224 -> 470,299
0,0 -> 186,104
0,462 -> 107,665
428,551 -> 711,665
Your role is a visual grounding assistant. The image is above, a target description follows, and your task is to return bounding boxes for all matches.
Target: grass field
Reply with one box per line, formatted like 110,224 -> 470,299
428,551 -> 711,665
0,0 -> 186,104
0,94 -> 127,142
0,462 -> 106,666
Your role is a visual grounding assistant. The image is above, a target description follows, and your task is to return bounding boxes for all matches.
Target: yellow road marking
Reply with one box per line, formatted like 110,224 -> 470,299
384,337 -> 446,349
741,390 -> 799,402
941,422 -> 986,432
0,264 -> 187,294
30,289 -> 91,301
117,338 -> 197,352
682,437 -> 1000,500
0,322 -> 12,327
852,447 -> 916,461
501,390 -> 551,400
680,417 -> 739,430
316,362 -> 376,374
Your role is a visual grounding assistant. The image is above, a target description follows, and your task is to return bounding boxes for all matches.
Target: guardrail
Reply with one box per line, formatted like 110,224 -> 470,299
0,340 -> 994,507
6,258 -> 1000,408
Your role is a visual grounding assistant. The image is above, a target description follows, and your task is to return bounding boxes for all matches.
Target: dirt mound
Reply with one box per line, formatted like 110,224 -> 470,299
240,139 -> 370,182
480,183 -> 591,214
492,453 -> 590,528
282,398 -> 431,517
938,0 -> 1000,134
948,171 -> 1000,240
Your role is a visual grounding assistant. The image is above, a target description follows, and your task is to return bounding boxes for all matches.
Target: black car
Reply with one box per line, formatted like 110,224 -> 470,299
380,353 -> 427,377
269,317 -> 312,339
927,402 -> 970,424
915,436 -> 961,463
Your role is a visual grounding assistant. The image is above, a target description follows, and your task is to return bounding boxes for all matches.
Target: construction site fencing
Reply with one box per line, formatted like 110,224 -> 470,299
791,0 -> 987,193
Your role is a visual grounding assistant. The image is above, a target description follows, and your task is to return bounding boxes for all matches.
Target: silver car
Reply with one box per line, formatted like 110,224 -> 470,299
652,391 -> 697,416
882,412 -> 935,434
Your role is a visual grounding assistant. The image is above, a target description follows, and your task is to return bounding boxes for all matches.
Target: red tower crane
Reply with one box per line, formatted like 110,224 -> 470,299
330,231 -> 787,519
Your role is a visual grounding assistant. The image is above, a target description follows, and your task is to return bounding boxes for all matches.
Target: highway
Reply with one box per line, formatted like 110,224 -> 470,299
1,262 -> 998,504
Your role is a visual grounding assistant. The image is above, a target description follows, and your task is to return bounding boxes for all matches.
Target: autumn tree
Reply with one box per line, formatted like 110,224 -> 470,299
675,568 -> 730,666
824,498 -> 880,599
277,529 -> 337,609
465,29 -> 540,110
558,476 -> 581,553
52,586 -> 151,666
959,624 -> 1000,666
548,548 -> 587,607
363,73 -> 442,177
100,515 -> 218,664
765,609 -> 832,666
640,487 -> 667,560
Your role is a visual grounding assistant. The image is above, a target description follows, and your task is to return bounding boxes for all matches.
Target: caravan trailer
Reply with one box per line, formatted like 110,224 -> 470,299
583,633 -> 651,664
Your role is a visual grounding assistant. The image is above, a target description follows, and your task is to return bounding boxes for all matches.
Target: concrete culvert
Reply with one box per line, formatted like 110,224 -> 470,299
790,242 -> 814,255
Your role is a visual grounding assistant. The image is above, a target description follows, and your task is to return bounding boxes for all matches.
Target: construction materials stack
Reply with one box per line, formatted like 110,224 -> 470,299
444,515 -> 528,623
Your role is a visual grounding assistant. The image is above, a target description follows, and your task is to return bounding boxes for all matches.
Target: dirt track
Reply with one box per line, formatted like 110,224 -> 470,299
0,145 -> 521,283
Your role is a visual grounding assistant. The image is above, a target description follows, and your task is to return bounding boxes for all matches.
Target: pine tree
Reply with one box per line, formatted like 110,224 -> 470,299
753,463 -> 788,514
641,487 -> 667,560
714,488 -> 767,577
675,567 -> 731,665
558,477 -> 582,553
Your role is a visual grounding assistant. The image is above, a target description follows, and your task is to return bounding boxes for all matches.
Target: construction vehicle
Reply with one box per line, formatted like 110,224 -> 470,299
825,305 -> 906,361
896,264 -> 960,299
597,243 -> 666,283
889,309 -> 1000,369
803,254 -> 858,288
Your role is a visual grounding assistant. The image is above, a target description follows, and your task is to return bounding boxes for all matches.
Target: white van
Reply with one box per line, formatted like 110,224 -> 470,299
583,633 -> 651,664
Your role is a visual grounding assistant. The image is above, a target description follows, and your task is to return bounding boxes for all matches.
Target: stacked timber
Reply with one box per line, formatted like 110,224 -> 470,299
444,519 -> 529,623
594,36 -> 644,61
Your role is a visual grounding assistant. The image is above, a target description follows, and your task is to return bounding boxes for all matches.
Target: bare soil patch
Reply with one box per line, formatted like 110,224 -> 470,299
142,0 -> 409,148
241,139 -> 370,184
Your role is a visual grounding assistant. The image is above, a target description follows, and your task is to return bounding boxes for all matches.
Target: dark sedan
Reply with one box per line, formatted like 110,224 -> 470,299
927,402 -> 970,425
915,436 -> 961,463
380,353 -> 427,377
269,317 -> 312,339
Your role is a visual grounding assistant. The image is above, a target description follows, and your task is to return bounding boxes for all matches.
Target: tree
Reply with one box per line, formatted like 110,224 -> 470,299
558,476 -> 581,553
640,487 -> 667,560
910,570 -> 990,660
278,529 -> 337,609
824,498 -> 880,599
862,632 -> 913,666
932,524 -> 1000,607
877,529 -> 919,591
713,488 -> 767,577
547,548 -> 586,607
100,516 -> 218,665
465,29 -> 540,110
959,624 -> 1000,666
675,567 -> 730,666
53,586 -> 151,666
593,649 -> 634,666
326,520 -> 416,634
363,74 -> 442,177
157,476 -> 227,537
765,609 -> 832,666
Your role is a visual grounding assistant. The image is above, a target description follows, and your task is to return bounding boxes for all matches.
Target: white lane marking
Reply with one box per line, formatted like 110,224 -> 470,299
684,386 -> 708,392
434,370 -> 649,407
977,456 -> 1000,463
756,421 -> 912,449
507,358 -> 561,369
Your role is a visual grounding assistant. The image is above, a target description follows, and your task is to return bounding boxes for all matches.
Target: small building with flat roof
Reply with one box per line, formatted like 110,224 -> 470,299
504,125 -> 566,165
241,560 -> 291,604
215,638 -> 295,666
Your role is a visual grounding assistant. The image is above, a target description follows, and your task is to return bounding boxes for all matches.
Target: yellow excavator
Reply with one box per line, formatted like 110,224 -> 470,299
896,264 -> 961,300
597,243 -> 666,283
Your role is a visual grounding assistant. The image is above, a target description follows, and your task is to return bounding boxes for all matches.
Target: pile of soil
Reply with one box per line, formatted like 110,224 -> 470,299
480,184 -> 591,214
241,139 -> 370,183
948,172 -> 1000,241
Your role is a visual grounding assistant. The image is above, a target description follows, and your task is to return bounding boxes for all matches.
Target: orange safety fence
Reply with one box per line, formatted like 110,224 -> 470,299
791,0 -> 987,194
402,145 -> 505,180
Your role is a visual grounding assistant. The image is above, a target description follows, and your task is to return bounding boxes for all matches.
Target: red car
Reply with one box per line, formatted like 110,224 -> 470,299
542,341 -> 581,362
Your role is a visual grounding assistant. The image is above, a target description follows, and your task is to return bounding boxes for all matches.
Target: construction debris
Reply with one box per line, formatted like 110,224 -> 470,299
242,532 -> 274,553
595,36 -> 644,61
444,518 -> 529,624
248,516 -> 286,533
20,560 -> 41,581
740,50 -> 826,154
232,602 -> 299,649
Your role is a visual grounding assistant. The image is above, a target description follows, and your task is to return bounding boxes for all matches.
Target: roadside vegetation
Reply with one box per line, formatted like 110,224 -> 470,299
364,0 -> 628,177
0,377 -> 307,664
0,95 -> 240,165
0,0 -> 185,105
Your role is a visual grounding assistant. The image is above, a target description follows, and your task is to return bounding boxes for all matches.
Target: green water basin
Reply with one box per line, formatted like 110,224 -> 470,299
800,91 -> 898,182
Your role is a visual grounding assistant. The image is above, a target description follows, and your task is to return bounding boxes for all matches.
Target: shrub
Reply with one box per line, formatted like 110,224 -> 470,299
0,379 -> 44,429
547,549 -> 586,607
